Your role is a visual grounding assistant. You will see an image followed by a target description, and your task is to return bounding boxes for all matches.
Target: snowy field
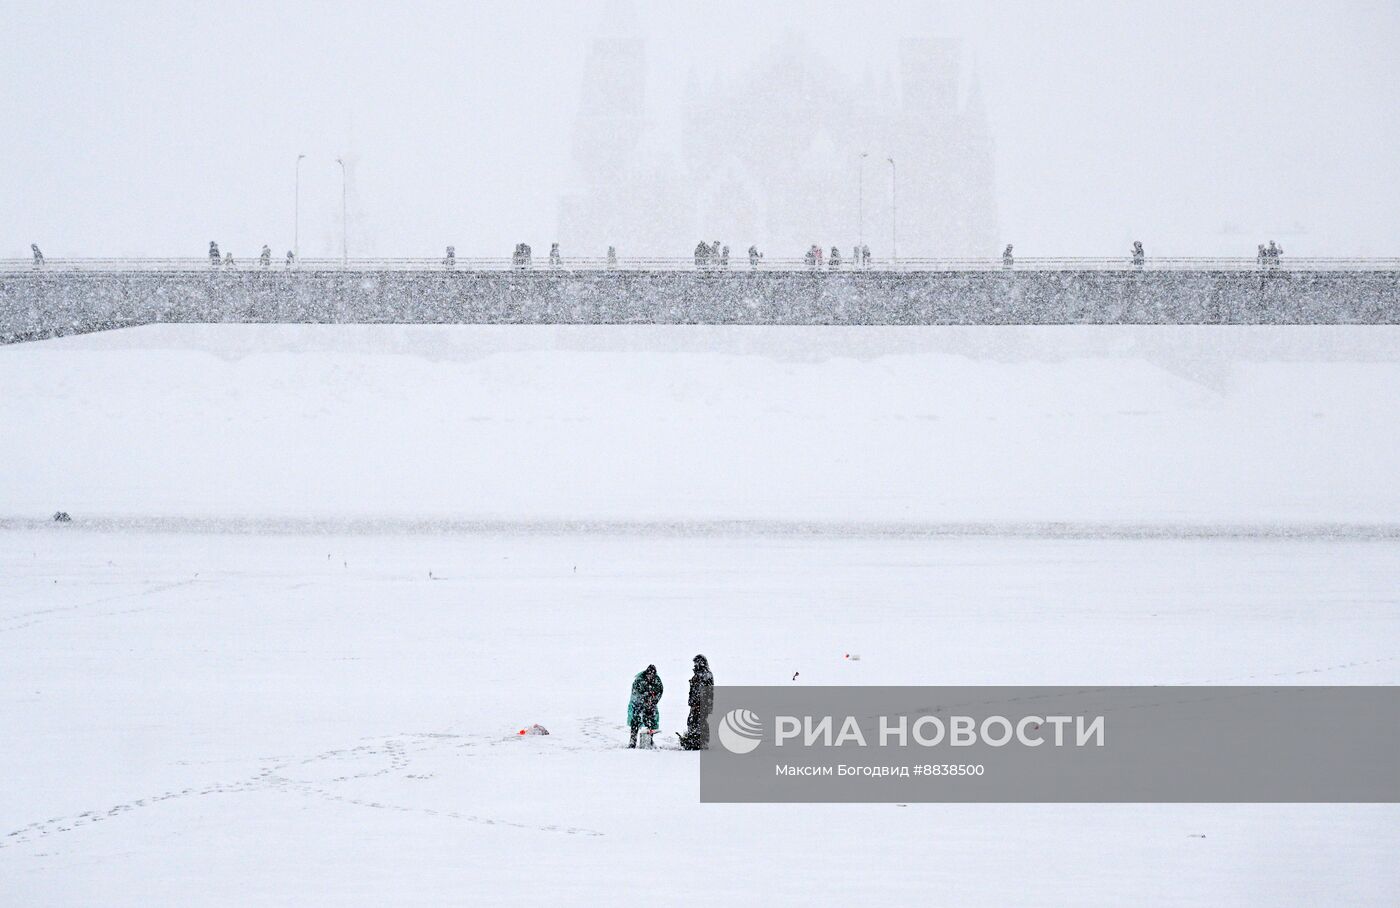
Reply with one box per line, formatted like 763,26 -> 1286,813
3,324 -> 1399,905
4,323 -> 1400,526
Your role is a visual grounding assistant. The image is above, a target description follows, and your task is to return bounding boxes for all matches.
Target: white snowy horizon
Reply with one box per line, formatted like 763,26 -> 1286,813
4,0 -> 1399,258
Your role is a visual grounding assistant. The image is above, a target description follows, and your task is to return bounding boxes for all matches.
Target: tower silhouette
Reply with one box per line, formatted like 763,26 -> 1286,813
561,33 -> 997,257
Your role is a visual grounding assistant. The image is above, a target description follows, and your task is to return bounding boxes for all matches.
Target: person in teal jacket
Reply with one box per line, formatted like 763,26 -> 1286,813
627,664 -> 663,748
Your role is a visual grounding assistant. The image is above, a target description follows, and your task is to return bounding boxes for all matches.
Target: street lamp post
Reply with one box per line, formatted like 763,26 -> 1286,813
294,153 -> 306,261
335,157 -> 347,266
858,151 -> 869,250
887,157 -> 898,265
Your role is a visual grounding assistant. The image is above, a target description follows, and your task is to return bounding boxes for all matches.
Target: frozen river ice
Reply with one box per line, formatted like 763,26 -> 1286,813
2,324 -> 1398,904
2,529 -> 1398,905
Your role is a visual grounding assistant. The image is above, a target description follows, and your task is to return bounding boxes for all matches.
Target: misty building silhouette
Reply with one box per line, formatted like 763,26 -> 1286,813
559,35 -> 997,258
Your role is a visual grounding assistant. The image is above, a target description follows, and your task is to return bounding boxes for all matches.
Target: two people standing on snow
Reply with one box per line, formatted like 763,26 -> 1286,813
627,655 -> 714,750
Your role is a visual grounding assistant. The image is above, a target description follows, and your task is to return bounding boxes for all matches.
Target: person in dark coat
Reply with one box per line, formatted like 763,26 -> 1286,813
677,654 -> 714,750
260,245 -> 272,268
209,241 -> 221,266
627,664 -> 663,748
31,244 -> 44,266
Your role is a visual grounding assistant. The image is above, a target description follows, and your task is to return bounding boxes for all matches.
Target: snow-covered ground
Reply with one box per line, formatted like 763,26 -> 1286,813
3,324 -> 1400,526
2,324 -> 1398,905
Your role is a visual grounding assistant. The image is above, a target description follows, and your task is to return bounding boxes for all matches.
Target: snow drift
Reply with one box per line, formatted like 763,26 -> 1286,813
3,323 -> 1398,528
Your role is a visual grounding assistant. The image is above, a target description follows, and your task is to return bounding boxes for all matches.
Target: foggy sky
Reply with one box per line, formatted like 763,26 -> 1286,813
4,0 -> 1398,258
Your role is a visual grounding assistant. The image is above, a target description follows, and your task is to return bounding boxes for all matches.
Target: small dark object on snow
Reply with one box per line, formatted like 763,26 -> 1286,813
52,511 -> 71,522
517,723 -> 549,736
